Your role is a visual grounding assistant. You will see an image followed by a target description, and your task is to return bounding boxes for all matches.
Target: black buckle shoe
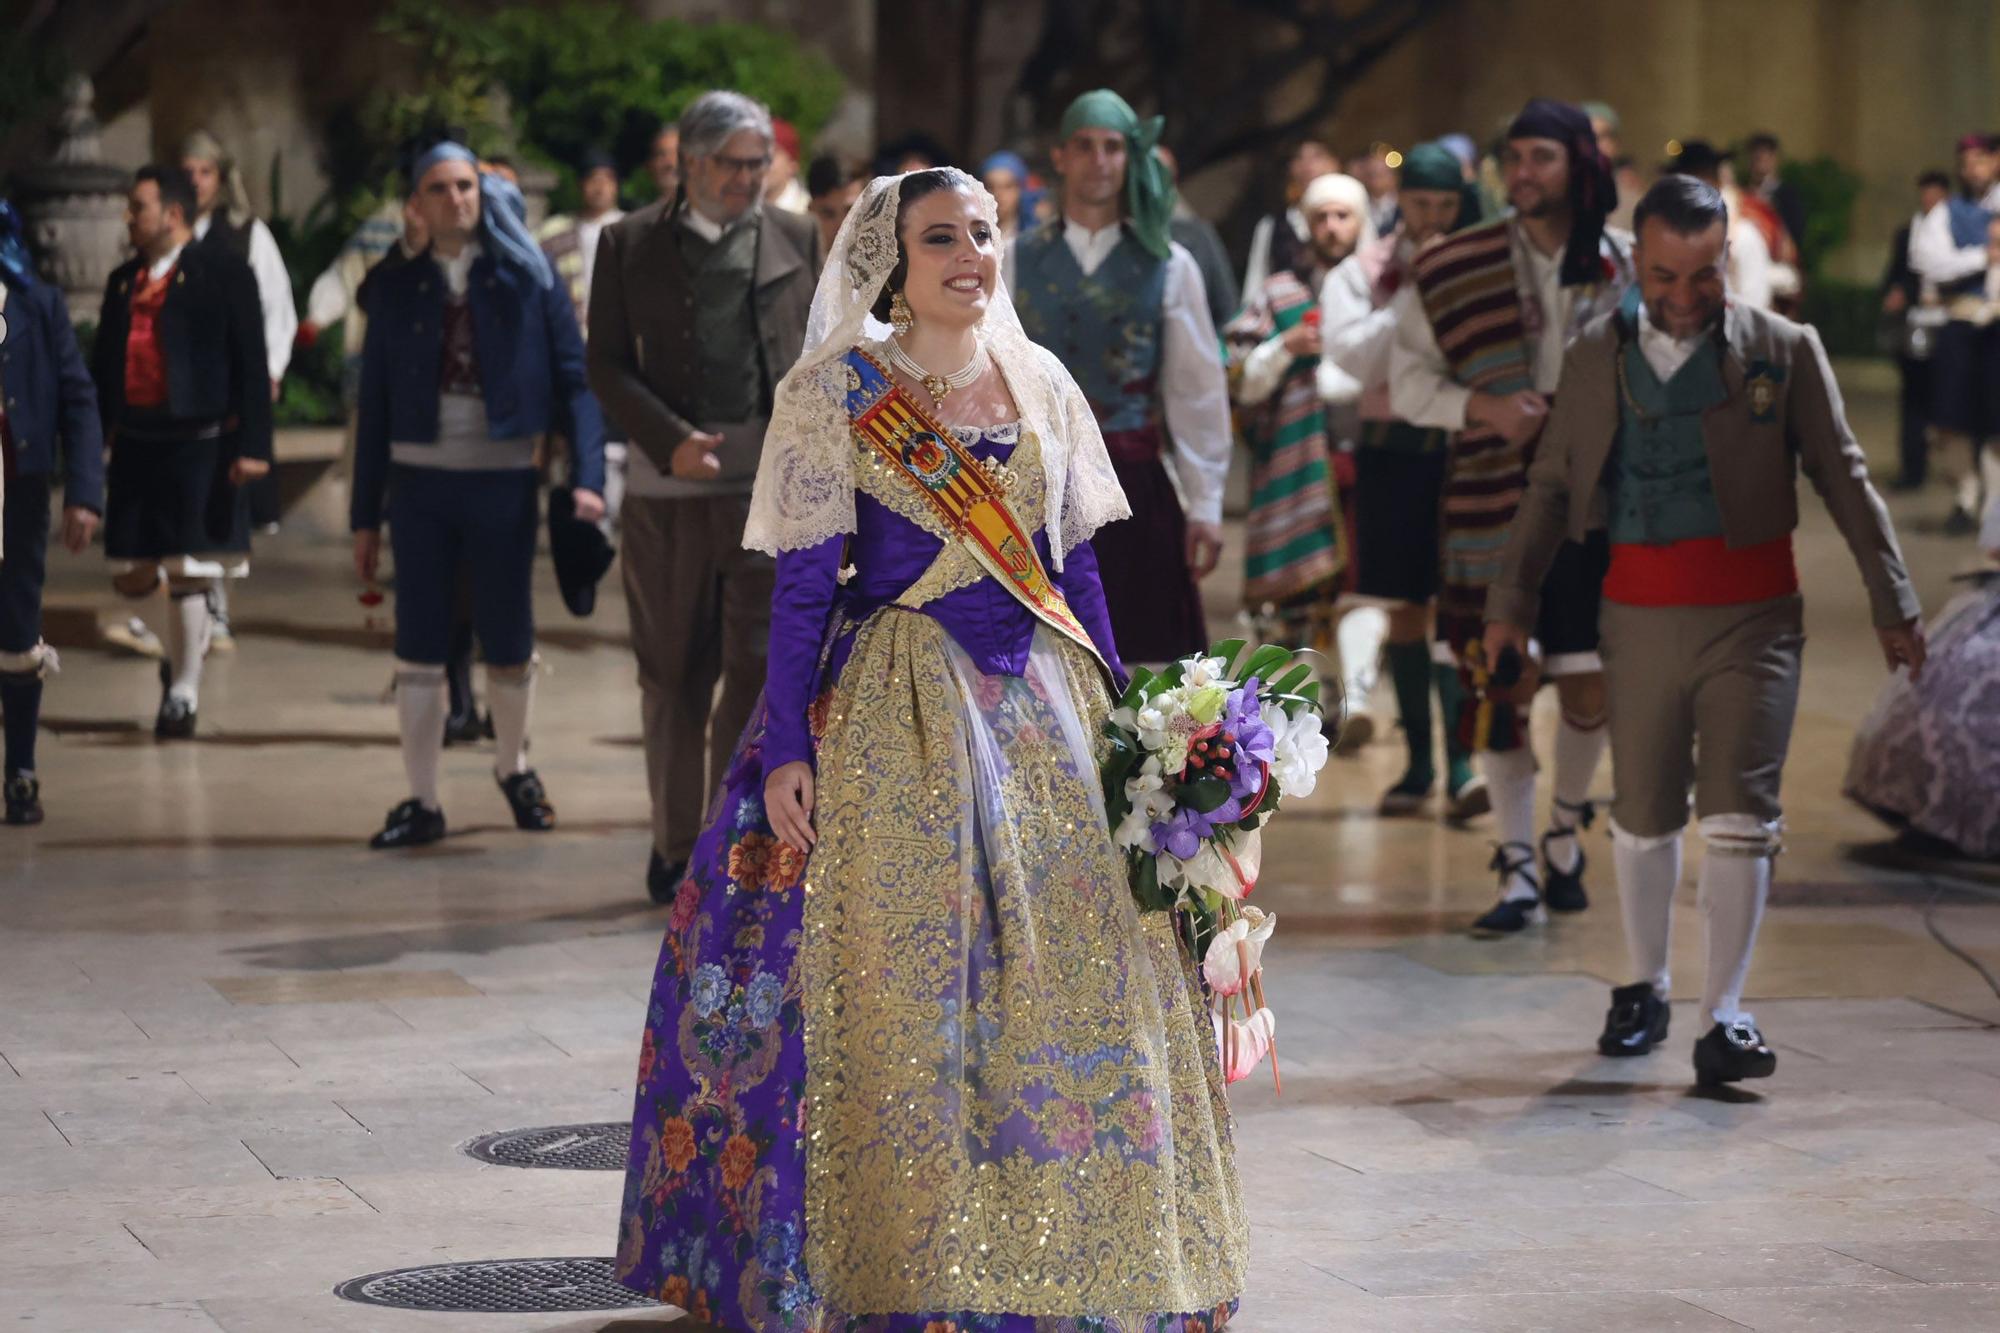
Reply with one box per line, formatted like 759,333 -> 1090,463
442,708 -> 486,746
370,797 -> 446,850
647,850 -> 687,905
155,679 -> 197,741
1541,801 -> 1594,913
1471,842 -> 1543,936
1694,1019 -> 1777,1086
4,774 -> 43,826
497,768 -> 555,831
1378,768 -> 1434,816
1598,981 -> 1671,1056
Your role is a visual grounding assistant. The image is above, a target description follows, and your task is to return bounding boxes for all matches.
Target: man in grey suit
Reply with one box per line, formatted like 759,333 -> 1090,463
588,90 -> 821,903
1483,175 -> 1924,1088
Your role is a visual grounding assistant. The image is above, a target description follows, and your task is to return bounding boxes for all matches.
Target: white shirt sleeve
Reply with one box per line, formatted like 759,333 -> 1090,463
248,218 -> 299,382
1728,218 -> 1774,311
1241,215 -> 1275,302
1387,283 -> 1471,430
306,264 -> 349,329
1909,201 -> 1989,286
1003,235 -> 1019,294
1318,257 -> 1385,404
1235,333 -> 1292,407
1158,244 -> 1232,526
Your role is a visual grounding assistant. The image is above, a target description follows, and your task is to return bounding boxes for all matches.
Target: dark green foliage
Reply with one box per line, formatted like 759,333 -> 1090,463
1782,155 -> 1863,279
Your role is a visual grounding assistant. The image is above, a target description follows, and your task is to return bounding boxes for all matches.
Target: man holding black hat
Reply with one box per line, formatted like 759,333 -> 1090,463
0,199 -> 103,824
351,139 -> 606,850
587,90 -> 818,904
1390,97 -> 1635,934
1010,88 -> 1233,665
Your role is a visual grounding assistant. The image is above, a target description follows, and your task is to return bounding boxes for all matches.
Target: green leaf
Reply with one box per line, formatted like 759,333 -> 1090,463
1119,666 -> 1157,709
1242,644 -> 1292,685
1209,637 -> 1249,675
1183,775 -> 1231,813
1132,854 -> 1168,912
1270,663 -> 1314,698
1299,680 -> 1322,705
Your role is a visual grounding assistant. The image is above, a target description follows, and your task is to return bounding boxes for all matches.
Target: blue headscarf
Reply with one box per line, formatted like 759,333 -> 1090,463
0,200 -> 38,292
410,142 -> 553,289
979,150 -> 1045,231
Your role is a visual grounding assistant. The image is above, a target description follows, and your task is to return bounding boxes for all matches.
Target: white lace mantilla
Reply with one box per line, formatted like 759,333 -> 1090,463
743,172 -> 1129,569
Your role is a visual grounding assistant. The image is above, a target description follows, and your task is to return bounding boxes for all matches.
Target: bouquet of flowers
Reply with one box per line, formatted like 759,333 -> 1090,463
1102,639 -> 1332,1090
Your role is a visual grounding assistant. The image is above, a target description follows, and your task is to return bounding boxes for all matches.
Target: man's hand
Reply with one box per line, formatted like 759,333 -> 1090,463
1481,619 -> 1529,678
765,760 -> 816,854
1185,519 -> 1225,579
229,457 -> 271,486
270,377 -> 282,404
1882,287 -> 1909,316
353,529 -> 382,584
1878,616 -> 1927,681
1469,389 -> 1550,447
60,506 -> 99,554
1280,322 -> 1321,357
671,429 -> 724,481
572,488 -> 606,523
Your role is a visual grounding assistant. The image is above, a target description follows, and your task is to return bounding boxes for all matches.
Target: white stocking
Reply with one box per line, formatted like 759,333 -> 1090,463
1336,605 -> 1389,710
1698,814 -> 1779,1025
1481,745 -> 1539,902
487,661 -> 536,778
164,586 -> 214,704
395,661 -> 447,810
1612,821 -> 1682,992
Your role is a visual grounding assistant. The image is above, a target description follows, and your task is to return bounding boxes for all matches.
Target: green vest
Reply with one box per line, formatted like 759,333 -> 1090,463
1608,334 -> 1729,545
678,219 -> 764,422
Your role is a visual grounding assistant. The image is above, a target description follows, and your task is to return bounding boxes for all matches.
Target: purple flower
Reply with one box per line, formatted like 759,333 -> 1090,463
1225,679 -> 1277,767
1151,806 -> 1209,860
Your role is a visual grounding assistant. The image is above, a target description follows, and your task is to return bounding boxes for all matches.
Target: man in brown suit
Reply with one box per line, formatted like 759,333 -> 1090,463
1483,175 -> 1925,1088
587,90 -> 820,903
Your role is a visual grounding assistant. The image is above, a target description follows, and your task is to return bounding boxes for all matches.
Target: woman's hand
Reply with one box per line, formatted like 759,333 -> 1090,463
765,760 -> 817,854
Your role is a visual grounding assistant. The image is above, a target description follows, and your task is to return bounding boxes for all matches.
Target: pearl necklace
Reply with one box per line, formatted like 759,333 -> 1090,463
890,337 -> 988,406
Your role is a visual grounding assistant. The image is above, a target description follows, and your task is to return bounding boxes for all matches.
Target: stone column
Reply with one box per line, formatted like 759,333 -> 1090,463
14,76 -> 133,327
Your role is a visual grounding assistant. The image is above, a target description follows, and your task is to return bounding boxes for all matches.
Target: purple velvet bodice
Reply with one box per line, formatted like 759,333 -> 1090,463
761,429 -> 1126,777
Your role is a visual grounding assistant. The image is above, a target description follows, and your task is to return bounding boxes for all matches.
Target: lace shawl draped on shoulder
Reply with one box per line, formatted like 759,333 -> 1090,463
740,171 -> 1131,569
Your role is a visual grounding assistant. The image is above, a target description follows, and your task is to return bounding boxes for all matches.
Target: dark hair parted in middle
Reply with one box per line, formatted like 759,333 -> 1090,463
868,167 -> 983,323
1634,173 -> 1729,239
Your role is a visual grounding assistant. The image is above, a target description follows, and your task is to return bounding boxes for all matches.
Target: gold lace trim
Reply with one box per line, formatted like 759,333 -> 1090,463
802,613 -> 1247,1313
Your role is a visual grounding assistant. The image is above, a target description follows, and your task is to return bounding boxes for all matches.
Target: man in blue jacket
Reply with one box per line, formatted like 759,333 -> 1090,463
351,140 -> 606,849
0,201 -> 103,825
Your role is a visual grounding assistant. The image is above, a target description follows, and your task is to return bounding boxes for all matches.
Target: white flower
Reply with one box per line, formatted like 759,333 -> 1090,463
1212,1005 -> 1277,1085
1184,655 -> 1229,689
1158,829 -> 1261,901
1113,804 -> 1157,852
1265,704 -> 1330,799
1202,905 -> 1276,996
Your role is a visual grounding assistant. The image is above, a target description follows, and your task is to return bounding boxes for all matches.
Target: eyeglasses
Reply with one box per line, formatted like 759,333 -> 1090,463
709,153 -> 772,176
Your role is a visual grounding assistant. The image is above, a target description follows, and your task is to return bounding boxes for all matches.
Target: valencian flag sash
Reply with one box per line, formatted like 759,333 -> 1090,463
843,348 -> 1106,673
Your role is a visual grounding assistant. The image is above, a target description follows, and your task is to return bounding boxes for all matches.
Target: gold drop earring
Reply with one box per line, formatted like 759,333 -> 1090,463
890,289 -> 914,335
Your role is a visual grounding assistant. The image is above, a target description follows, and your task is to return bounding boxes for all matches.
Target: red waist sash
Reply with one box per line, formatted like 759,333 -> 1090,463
1604,535 -> 1798,607
1100,426 -> 1164,465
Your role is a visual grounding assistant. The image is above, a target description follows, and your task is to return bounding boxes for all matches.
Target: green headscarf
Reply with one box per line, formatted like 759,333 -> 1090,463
1399,140 -> 1484,232
1057,89 -> 1175,260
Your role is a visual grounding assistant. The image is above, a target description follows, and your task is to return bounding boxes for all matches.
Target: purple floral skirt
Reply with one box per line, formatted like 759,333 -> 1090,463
616,612 -> 1245,1331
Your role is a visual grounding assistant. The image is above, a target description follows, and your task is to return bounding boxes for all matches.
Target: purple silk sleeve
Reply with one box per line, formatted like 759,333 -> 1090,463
762,535 -> 845,780
1055,538 -> 1129,692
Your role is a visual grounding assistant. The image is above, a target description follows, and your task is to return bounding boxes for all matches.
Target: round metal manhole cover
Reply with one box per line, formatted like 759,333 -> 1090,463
462,1122 -> 629,1170
334,1257 -> 659,1312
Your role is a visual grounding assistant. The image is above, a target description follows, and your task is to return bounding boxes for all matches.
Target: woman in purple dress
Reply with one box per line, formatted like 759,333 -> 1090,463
614,170 -> 1247,1330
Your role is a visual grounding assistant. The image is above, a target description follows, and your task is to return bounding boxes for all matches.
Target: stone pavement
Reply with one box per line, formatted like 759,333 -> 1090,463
4,382 -> 2000,1331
